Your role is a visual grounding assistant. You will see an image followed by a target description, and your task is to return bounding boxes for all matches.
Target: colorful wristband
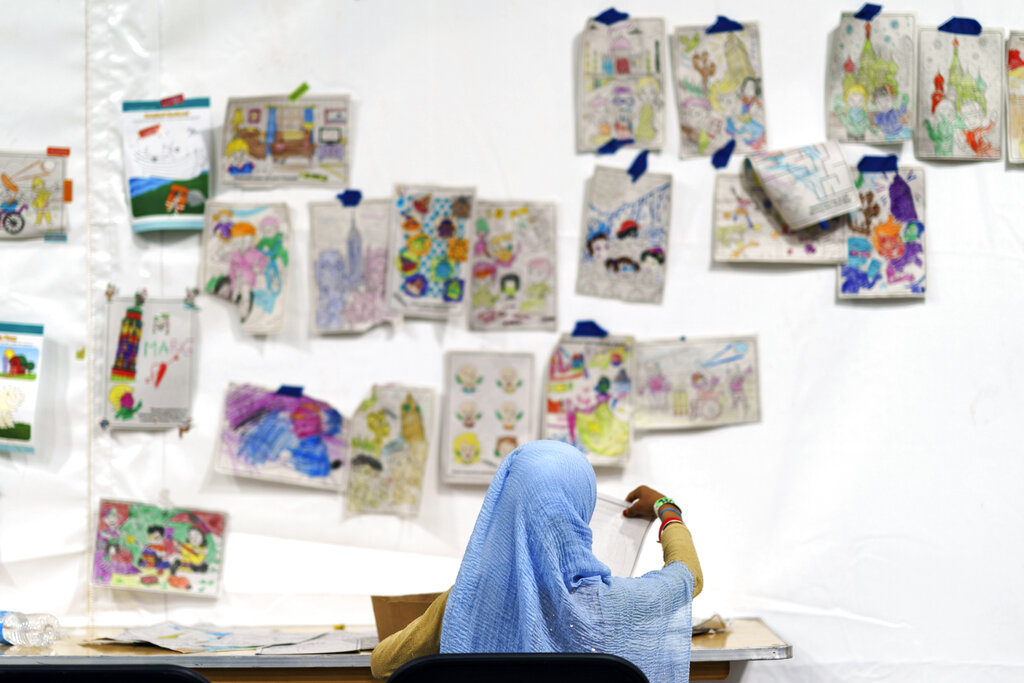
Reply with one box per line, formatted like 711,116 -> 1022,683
653,497 -> 676,517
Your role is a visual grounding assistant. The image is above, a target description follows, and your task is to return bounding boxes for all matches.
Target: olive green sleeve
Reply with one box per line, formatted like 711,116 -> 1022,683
370,588 -> 451,679
661,523 -> 702,597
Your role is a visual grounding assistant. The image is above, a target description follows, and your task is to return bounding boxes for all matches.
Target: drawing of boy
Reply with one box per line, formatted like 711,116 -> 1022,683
840,236 -> 883,294
680,98 -> 714,154
870,85 -> 909,141
923,98 -> 961,156
521,257 -> 552,313
31,179 -> 52,226
959,100 -> 995,157
138,524 -> 176,585
873,215 -> 923,285
585,232 -> 610,263
634,77 -> 661,144
225,138 -> 255,175
835,84 -> 869,140
611,85 -> 635,139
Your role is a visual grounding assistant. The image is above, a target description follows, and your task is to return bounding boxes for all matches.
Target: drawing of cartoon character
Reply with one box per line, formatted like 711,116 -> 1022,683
585,232 -> 610,263
870,85 -> 908,140
455,365 -> 483,393
643,361 -> 671,408
494,435 -> 518,460
605,257 -> 640,278
722,88 -> 765,150
456,401 -> 481,429
138,525 -> 175,584
873,215 -> 923,285
496,402 -> 523,431
634,77 -> 662,144
840,236 -> 883,294
612,86 -> 635,139
453,432 -> 481,464
167,525 -> 209,590
225,138 -> 255,175
727,366 -> 753,415
499,273 -> 520,299
689,373 -> 722,421
251,215 -> 289,316
680,98 -> 714,154
489,233 -> 516,267
496,367 -> 523,393
639,248 -> 665,285
959,100 -> 994,157
835,84 -> 870,140
30,179 -> 51,226
521,258 -> 552,313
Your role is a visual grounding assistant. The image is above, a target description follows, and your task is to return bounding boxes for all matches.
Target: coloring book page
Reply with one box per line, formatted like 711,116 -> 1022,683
712,174 -> 847,263
634,336 -> 760,431
347,385 -> 436,517
577,166 -> 671,304
469,200 -> 557,331
310,199 -> 398,334
543,334 -> 634,468
839,163 -> 926,299
0,151 -> 68,240
220,95 -> 350,188
201,202 -> 291,335
577,16 -> 666,152
916,28 -> 1003,160
743,142 -> 860,230
827,13 -> 915,144
442,351 -> 535,485
388,184 -> 475,319
591,493 -> 652,578
93,499 -> 226,598
1007,32 -> 1024,164
0,322 -> 43,453
672,22 -> 766,158
215,383 -> 349,490
104,297 -> 195,430
121,98 -> 211,232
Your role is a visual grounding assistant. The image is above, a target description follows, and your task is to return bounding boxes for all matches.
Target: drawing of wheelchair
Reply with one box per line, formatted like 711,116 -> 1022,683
0,203 -> 27,235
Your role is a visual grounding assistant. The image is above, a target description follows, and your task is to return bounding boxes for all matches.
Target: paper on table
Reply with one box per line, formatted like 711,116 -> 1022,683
590,493 -> 652,578
90,622 -> 310,653
256,630 -> 366,655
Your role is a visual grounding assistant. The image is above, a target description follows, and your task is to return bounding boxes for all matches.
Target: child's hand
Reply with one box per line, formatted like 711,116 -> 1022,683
623,485 -> 669,519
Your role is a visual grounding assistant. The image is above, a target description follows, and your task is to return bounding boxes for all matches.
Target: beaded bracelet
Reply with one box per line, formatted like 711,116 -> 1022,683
658,504 -> 681,520
652,497 -> 676,517
658,518 -> 685,543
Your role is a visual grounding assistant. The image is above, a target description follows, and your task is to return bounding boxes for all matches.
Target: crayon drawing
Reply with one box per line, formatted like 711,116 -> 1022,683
0,151 -> 68,240
347,385 -> 436,516
1008,33 -> 1024,164
0,322 -> 44,453
543,334 -> 634,468
442,351 -> 535,485
220,95 -> 350,188
202,202 -> 290,335
387,185 -> 475,319
577,16 -> 666,152
672,22 -> 766,158
93,500 -> 226,597
469,201 -> 557,331
310,200 -> 398,334
839,165 -> 926,299
916,28 -> 1003,160
827,14 -> 915,144
104,297 -> 195,430
577,167 -> 671,304
215,383 -> 349,490
635,337 -> 760,430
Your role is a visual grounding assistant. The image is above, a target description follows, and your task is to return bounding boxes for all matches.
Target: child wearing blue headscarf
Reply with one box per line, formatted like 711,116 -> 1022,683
371,440 -> 702,682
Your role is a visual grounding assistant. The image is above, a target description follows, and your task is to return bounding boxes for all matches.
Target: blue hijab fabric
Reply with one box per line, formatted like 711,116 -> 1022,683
441,440 -> 694,683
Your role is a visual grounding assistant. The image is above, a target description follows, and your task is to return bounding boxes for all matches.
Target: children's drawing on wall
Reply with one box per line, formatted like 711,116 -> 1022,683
827,14 -> 915,144
92,500 -> 226,597
839,162 -> 926,299
743,142 -> 860,230
104,297 -> 195,430
577,16 -> 665,152
310,200 -> 398,334
1007,33 -> 1024,164
442,352 -> 534,485
0,322 -> 43,454
121,98 -> 211,232
469,201 -> 557,331
219,95 -> 350,188
577,167 -> 671,304
202,202 -> 290,335
544,334 -> 634,468
215,384 -> 348,490
671,22 -> 766,158
916,28 -> 1003,160
635,336 -> 760,430
387,185 -> 475,319
347,385 -> 435,516
0,152 -> 68,240
712,174 -> 847,263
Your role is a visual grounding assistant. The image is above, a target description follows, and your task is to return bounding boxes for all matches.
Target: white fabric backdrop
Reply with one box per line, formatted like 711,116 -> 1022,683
1,1 -> 1023,680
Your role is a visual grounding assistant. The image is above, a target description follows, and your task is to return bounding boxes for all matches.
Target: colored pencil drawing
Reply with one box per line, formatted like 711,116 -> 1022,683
672,22 -> 765,158
215,383 -> 349,490
0,151 -> 68,240
104,297 -> 195,430
635,337 -> 760,430
827,14 -> 915,144
387,185 -> 475,319
442,352 -> 535,485
916,28 -> 1003,160
0,322 -> 43,453
712,174 -> 847,263
220,95 -> 350,188
577,166 -> 671,304
92,500 -> 226,597
839,164 -> 926,299
347,385 -> 435,516
1008,32 -> 1024,164
543,334 -> 634,468
469,201 -> 557,331
202,202 -> 291,335
310,200 -> 398,334
577,16 -> 666,152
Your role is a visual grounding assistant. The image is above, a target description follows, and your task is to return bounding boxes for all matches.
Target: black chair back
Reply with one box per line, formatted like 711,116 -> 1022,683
1,664 -> 210,682
388,653 -> 650,683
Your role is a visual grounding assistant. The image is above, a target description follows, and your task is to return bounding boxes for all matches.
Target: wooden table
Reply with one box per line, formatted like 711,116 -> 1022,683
0,618 -> 790,681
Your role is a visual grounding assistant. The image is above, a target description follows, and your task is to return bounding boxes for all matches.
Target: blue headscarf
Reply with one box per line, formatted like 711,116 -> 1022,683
441,440 -> 693,683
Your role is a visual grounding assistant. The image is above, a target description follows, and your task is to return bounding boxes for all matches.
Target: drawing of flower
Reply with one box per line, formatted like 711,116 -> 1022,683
448,238 -> 469,263
109,385 -> 143,421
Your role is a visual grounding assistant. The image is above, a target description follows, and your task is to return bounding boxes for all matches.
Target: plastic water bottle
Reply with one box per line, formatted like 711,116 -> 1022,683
0,611 -> 60,647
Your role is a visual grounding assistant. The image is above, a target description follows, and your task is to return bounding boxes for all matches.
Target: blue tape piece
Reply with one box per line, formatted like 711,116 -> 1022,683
337,189 -> 362,207
594,7 -> 629,25
679,336 -> 687,342
572,320 -> 609,338
938,17 -> 981,36
276,385 -> 304,397
598,138 -> 634,155
706,16 -> 744,34
853,4 -> 882,21
711,139 -> 736,169
857,155 -> 898,173
627,151 -> 649,182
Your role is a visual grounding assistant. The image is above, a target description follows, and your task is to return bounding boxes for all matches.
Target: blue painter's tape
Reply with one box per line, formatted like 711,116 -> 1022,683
938,17 -> 982,35
276,385 -> 304,397
594,7 -> 629,25
857,155 -> 899,173
853,4 -> 882,21
711,139 -> 736,169
706,16 -> 744,34
572,320 -> 609,338
627,150 -> 649,182
337,189 -> 362,207
598,138 -> 634,155
679,336 -> 687,342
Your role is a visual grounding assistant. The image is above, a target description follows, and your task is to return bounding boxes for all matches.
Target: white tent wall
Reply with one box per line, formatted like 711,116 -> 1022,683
0,1 -> 1022,681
